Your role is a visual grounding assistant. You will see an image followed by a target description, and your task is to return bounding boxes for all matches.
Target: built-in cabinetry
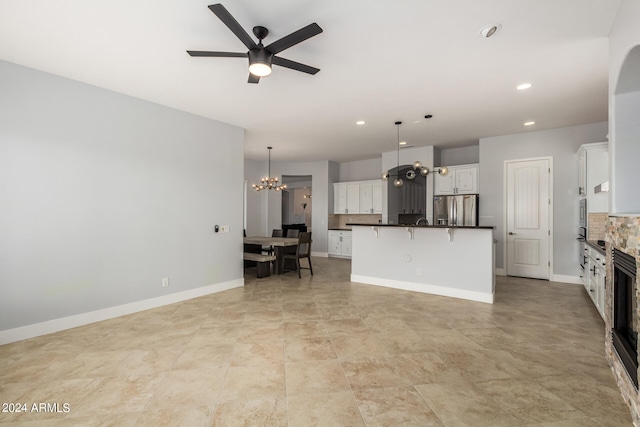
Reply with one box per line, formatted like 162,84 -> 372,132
328,230 -> 352,258
334,180 -> 382,214
577,143 -> 608,212
434,164 -> 479,195
582,243 -> 606,320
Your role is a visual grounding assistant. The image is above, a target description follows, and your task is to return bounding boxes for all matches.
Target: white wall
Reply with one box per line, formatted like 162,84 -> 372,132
438,145 -> 480,166
609,0 -> 640,214
479,122 -> 608,275
339,158 -> 382,181
244,158 -> 268,236
0,60 -> 244,333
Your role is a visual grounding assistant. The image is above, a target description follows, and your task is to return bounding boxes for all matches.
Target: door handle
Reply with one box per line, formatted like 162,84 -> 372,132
508,232 -> 515,235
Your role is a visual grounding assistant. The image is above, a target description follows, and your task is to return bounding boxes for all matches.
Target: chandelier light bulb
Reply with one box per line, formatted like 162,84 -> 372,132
393,178 -> 404,188
413,161 -> 422,170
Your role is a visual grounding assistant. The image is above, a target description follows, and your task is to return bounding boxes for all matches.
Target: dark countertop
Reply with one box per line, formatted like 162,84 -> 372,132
347,223 -> 494,230
328,228 -> 353,231
587,240 -> 606,255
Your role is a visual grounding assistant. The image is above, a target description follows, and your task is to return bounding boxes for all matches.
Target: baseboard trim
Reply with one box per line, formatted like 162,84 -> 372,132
351,274 -> 494,304
311,251 -> 329,258
0,278 -> 244,345
552,274 -> 584,285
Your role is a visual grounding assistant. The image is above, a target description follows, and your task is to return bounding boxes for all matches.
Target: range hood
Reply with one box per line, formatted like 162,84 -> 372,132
595,181 -> 609,193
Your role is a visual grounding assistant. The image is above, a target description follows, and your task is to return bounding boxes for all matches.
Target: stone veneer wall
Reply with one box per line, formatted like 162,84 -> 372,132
605,216 -> 640,426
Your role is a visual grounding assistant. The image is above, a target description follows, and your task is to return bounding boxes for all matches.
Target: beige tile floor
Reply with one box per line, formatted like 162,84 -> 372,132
0,257 -> 633,426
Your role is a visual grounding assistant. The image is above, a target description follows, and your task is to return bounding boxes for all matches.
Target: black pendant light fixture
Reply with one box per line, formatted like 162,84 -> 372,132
381,121 -> 405,187
253,147 -> 287,191
381,115 -> 449,187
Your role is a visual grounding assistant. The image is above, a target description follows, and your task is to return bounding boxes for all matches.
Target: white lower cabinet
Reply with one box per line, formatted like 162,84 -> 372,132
584,244 -> 606,320
328,230 -> 352,258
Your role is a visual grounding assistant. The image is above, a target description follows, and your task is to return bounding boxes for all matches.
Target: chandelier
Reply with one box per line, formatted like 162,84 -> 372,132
381,116 -> 448,188
253,146 -> 287,191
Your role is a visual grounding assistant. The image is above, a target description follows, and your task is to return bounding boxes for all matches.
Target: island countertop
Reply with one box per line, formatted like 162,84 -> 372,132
347,223 -> 494,230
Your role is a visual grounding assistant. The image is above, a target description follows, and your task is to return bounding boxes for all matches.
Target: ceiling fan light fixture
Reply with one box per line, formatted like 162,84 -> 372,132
249,62 -> 272,77
248,48 -> 273,77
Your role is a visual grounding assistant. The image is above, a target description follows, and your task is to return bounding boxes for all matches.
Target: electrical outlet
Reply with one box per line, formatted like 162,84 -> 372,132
162,277 -> 169,287
416,268 -> 422,276
219,225 -> 230,233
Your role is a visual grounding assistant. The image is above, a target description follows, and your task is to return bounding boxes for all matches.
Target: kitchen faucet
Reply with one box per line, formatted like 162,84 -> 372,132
416,218 -> 429,226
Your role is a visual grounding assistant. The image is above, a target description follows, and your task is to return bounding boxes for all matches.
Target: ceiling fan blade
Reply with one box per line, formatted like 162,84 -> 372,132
248,73 -> 260,84
208,3 -> 256,50
187,50 -> 247,58
272,56 -> 320,75
265,23 -> 323,55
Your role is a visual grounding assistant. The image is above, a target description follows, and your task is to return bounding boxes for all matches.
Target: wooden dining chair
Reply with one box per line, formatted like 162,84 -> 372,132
286,229 -> 299,238
283,232 -> 313,278
263,229 -> 283,255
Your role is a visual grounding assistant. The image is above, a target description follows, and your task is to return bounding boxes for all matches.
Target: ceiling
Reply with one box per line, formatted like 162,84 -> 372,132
0,1 -> 622,163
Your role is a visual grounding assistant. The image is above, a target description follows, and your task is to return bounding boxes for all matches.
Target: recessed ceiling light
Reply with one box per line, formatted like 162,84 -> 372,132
524,121 -> 535,126
356,120 -> 365,125
517,83 -> 532,90
479,24 -> 501,38
399,141 -> 407,146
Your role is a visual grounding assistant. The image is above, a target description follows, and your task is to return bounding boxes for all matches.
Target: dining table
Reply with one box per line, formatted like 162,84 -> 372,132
243,236 -> 299,274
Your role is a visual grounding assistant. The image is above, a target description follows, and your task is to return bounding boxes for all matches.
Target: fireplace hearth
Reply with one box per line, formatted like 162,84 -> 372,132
612,247 -> 638,389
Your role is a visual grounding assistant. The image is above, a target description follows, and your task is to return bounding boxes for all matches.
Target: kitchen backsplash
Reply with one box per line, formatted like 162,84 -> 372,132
588,212 -> 608,240
329,214 -> 381,230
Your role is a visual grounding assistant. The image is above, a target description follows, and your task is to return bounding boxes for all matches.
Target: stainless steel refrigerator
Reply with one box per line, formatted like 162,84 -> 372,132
433,194 -> 479,226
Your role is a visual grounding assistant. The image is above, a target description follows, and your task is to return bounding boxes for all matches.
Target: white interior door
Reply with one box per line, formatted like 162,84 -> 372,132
506,158 -> 551,280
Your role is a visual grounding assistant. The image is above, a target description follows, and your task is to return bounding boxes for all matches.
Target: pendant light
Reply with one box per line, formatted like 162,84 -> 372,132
253,147 -> 287,191
381,121 -> 404,187
381,116 -> 448,187
393,121 -> 404,188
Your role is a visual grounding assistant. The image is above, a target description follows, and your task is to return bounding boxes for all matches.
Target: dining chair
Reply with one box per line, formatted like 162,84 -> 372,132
286,229 -> 299,238
263,229 -> 283,255
283,232 -> 313,278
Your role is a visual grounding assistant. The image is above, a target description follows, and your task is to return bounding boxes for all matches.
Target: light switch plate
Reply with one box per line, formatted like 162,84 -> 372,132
219,225 -> 229,233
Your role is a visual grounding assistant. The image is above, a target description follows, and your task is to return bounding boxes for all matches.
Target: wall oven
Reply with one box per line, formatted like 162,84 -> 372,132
579,199 -> 587,229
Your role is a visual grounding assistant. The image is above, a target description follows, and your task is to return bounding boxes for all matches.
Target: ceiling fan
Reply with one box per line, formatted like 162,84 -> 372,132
187,3 -> 323,84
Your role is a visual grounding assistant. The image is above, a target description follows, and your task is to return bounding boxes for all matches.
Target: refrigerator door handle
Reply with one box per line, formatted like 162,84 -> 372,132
452,197 -> 457,226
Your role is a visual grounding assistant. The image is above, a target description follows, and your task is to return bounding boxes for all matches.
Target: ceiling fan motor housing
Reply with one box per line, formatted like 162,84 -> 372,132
249,48 -> 274,66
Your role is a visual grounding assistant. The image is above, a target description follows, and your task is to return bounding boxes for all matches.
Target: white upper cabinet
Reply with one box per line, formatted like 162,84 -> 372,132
434,164 -> 479,195
372,181 -> 382,214
577,143 -> 608,212
346,183 -> 360,214
333,180 -> 383,214
359,183 -> 373,214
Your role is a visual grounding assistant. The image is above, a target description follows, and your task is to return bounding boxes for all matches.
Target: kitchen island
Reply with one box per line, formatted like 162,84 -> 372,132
348,224 -> 495,304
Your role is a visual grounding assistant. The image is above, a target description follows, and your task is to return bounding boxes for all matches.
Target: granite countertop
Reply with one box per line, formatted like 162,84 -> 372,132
328,228 -> 353,231
346,223 -> 494,230
587,240 -> 606,255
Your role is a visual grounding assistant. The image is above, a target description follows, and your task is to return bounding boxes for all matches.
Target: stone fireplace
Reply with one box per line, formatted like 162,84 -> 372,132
606,216 -> 640,425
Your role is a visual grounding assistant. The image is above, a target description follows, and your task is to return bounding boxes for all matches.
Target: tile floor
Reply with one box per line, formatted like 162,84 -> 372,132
0,257 -> 633,426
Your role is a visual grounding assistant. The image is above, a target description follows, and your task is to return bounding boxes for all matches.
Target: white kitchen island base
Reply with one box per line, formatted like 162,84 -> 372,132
349,225 -> 495,304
